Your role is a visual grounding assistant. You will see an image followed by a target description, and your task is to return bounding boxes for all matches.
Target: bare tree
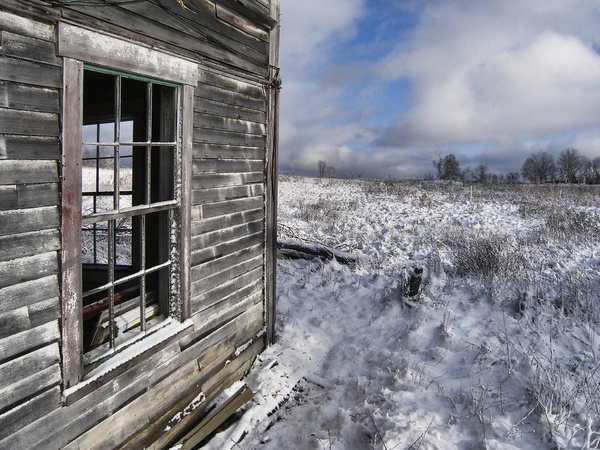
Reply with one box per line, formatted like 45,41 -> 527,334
591,157 -> 600,184
505,172 -> 520,184
474,163 -> 489,183
522,151 -> 556,184
326,165 -> 336,179
557,148 -> 583,183
317,160 -> 327,178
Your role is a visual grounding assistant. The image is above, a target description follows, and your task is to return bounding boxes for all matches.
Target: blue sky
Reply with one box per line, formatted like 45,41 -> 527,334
278,0 -> 600,179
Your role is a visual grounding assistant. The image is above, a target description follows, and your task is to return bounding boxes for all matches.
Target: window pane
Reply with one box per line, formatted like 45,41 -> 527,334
152,84 -> 176,142
121,78 -> 147,142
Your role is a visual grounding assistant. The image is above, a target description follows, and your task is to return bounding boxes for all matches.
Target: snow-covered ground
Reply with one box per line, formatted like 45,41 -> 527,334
205,176 -> 600,450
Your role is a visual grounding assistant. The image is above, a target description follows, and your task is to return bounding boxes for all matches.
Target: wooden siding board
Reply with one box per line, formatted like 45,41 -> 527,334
193,142 -> 265,160
0,251 -> 58,290
193,127 -> 266,147
0,229 -> 60,262
194,113 -> 266,135
0,160 -> 58,185
191,266 -> 262,310
192,158 -> 264,173
0,205 -> 58,237
0,135 -> 60,160
0,109 -> 59,136
0,185 -> 17,210
0,364 -> 61,413
197,68 -> 264,98
190,207 -> 263,236
0,343 -> 61,390
0,320 -> 59,364
0,31 -> 60,66
0,307 -> 30,340
0,82 -> 60,113
0,10 -> 55,41
192,217 -> 263,250
17,183 -> 59,208
0,386 -> 62,442
215,4 -> 269,41
192,172 -> 264,190
0,57 -> 62,88
0,275 -> 59,315
191,242 -> 262,282
191,183 -> 264,205
191,230 -> 263,266
28,297 -> 61,328
195,83 -> 266,111
201,195 -> 264,219
194,97 -> 266,124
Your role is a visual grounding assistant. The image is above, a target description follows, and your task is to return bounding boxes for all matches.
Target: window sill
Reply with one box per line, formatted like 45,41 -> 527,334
62,318 -> 194,406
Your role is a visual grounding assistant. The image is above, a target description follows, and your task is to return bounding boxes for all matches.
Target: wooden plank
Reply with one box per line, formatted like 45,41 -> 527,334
0,229 -> 60,262
0,185 -> 17,210
0,364 -> 61,412
191,230 -> 263,265
0,343 -> 60,391
190,207 -> 263,235
0,386 -> 61,442
192,218 -> 263,250
17,183 -> 59,208
191,266 -> 262,310
0,306 -> 29,340
0,206 -> 59,237
0,135 -> 60,160
214,0 -> 277,30
193,157 -> 264,173
191,243 -> 262,283
191,183 -> 264,205
0,82 -> 60,113
193,127 -> 266,147
0,109 -> 59,136
28,297 -> 61,328
0,275 -> 59,315
190,255 -> 263,300
58,22 -> 199,86
195,82 -> 266,110
194,113 -> 266,135
0,320 -> 59,364
0,160 -> 58,185
0,57 -> 62,88
193,142 -> 265,160
0,10 -> 55,41
0,31 -> 60,66
194,97 -> 265,123
192,171 -> 264,189
61,57 -> 83,389
181,84 -> 194,322
201,195 -> 264,219
216,4 -> 269,41
0,251 -> 58,290
197,68 -> 265,98
178,384 -> 253,449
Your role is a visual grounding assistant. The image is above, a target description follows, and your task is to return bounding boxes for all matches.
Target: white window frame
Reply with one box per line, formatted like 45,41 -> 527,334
59,23 -> 196,391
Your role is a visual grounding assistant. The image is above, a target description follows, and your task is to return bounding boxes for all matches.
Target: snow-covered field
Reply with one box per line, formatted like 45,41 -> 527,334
206,176 -> 600,450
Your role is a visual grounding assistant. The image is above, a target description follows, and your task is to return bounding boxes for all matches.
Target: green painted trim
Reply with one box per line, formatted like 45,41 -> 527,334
84,64 -> 181,88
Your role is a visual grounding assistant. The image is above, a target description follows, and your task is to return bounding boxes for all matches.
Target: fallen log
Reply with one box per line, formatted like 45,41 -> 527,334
277,239 -> 358,264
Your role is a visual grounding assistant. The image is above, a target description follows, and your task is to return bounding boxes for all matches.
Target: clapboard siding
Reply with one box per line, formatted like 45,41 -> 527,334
0,109 -> 59,136
0,82 -> 60,113
0,160 -> 57,185
0,57 -> 61,88
0,135 -> 60,160
191,207 -> 263,236
193,158 -> 264,173
0,10 -> 54,41
0,252 -> 58,290
194,113 -> 266,135
0,183 -> 59,211
0,229 -> 60,262
0,31 -> 60,66
196,82 -> 266,111
0,206 -> 59,237
0,275 -> 59,315
194,97 -> 266,124
192,182 -> 264,205
194,142 -> 265,160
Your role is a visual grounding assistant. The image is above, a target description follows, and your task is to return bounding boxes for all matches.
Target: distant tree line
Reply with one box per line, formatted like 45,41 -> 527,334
427,149 -> 600,184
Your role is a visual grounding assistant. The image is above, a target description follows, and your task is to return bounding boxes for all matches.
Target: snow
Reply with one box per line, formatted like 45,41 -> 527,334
203,177 -> 600,449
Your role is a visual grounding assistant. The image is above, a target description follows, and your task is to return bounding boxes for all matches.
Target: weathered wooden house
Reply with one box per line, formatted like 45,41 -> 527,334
0,0 -> 279,447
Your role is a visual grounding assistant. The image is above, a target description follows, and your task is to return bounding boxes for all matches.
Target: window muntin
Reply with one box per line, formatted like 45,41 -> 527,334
80,67 -> 181,363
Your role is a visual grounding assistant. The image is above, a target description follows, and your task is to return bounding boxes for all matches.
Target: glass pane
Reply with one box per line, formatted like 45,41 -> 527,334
121,120 -> 134,143
98,156 -> 115,194
82,158 -> 97,193
82,221 -> 109,265
121,78 -> 147,142
119,154 -> 133,192
152,84 -> 176,142
83,71 -> 115,126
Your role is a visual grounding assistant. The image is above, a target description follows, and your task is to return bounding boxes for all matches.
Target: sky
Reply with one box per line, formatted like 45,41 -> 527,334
277,0 -> 600,180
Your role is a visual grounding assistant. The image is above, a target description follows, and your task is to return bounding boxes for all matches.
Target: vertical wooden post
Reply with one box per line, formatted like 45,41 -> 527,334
265,0 -> 281,345
61,57 -> 84,387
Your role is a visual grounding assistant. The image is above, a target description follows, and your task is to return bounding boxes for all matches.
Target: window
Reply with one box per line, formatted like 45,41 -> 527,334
60,23 -> 196,389
80,68 -> 179,366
